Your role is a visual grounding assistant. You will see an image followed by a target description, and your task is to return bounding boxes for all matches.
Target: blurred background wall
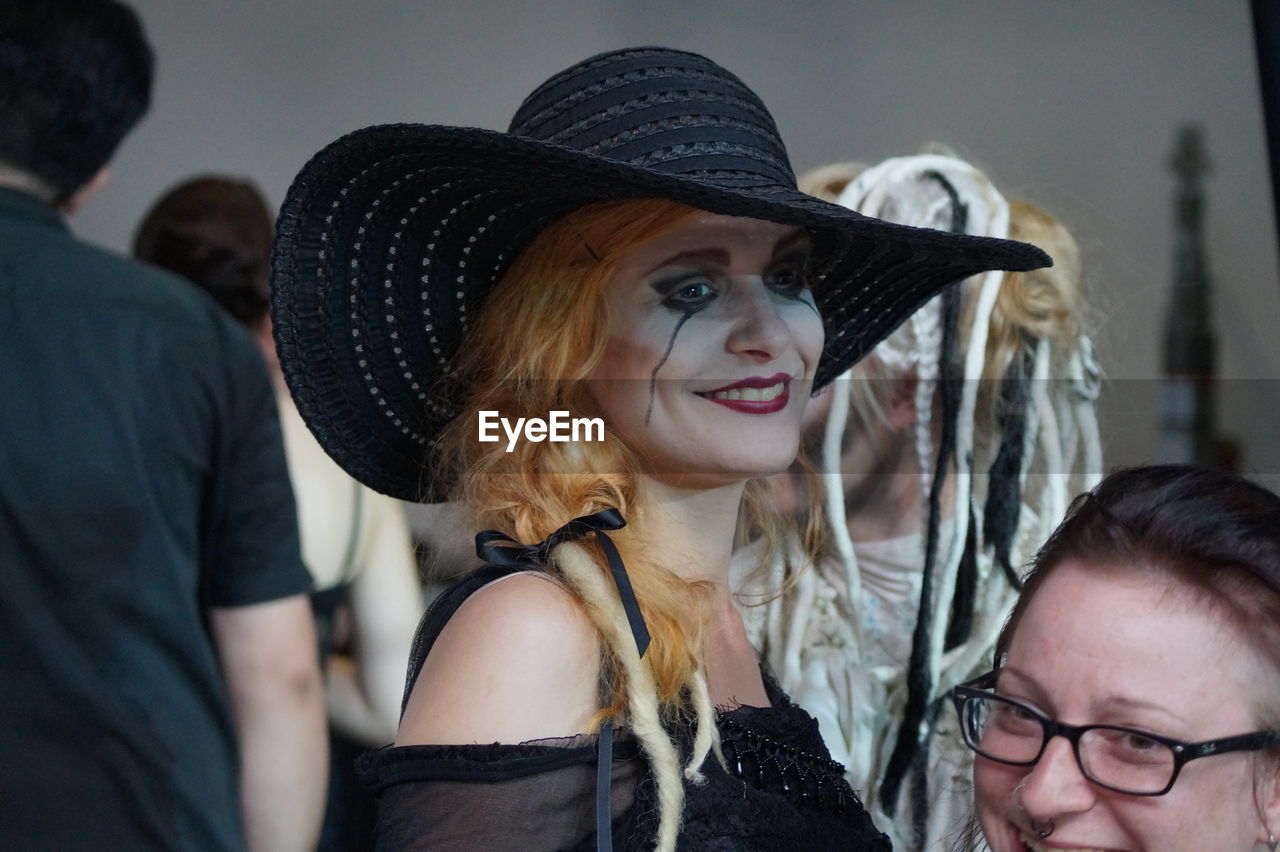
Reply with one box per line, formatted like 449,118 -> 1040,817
74,0 -> 1279,491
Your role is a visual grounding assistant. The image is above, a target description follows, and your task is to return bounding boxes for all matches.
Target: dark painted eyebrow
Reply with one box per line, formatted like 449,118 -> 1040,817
645,247 -> 731,273
770,229 -> 812,259
643,228 -> 811,276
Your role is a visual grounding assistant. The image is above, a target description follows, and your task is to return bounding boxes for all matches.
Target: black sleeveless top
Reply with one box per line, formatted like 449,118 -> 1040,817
356,565 -> 893,851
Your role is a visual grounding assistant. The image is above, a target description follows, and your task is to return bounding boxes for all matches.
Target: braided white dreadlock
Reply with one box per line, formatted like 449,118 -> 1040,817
745,153 -> 1103,851
554,541 -> 722,852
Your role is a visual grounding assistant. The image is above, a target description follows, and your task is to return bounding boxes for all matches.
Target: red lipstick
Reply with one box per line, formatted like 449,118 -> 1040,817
697,372 -> 792,414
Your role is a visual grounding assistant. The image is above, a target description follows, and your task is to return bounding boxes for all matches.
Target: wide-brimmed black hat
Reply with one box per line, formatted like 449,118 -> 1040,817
271,46 -> 1049,503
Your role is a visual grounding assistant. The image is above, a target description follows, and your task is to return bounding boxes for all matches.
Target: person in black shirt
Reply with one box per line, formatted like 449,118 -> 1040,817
0,3 -> 326,849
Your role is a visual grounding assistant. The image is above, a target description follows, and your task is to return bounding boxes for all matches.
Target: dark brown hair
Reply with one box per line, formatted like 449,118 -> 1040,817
133,176 -> 274,329
0,0 -> 153,200
997,464 -> 1280,727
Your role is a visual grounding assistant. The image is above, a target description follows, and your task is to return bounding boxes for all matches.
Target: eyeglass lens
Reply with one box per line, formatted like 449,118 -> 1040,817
962,695 -> 1176,794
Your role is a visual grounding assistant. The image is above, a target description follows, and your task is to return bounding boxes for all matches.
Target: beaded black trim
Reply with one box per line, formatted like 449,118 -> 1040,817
717,714 -> 857,815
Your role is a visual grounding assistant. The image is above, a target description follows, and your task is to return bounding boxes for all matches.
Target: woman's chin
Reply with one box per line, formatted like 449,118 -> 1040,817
635,448 -> 800,489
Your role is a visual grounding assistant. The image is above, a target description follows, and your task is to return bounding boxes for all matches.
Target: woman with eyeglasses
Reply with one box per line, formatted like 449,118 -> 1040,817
952,464 -> 1280,851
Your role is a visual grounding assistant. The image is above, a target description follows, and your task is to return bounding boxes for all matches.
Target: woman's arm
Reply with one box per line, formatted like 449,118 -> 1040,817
397,571 -> 602,745
211,595 -> 327,852
325,493 -> 422,745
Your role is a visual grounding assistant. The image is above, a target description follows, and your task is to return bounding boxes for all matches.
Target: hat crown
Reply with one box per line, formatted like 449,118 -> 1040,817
507,47 -> 796,188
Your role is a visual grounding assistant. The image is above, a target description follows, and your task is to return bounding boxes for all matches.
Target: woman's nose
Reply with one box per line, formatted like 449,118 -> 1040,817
1018,736 -> 1099,822
725,280 -> 792,361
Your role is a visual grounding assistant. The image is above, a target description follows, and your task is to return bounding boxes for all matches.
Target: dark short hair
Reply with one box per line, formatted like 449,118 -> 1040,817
133,176 -> 275,329
997,464 -> 1280,722
0,0 -> 154,201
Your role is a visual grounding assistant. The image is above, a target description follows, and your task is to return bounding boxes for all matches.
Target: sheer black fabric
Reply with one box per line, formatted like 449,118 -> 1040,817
358,565 -> 892,850
360,735 -> 644,850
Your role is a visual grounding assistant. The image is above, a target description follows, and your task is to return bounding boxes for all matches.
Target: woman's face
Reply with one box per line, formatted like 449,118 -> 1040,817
586,212 -> 824,488
974,560 -> 1278,852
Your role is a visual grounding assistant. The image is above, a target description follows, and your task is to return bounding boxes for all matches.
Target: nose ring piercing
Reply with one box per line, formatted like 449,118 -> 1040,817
1013,782 -> 1055,839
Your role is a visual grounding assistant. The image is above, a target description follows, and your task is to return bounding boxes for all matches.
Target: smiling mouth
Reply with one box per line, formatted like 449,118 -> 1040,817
704,381 -> 787,402
696,377 -> 791,414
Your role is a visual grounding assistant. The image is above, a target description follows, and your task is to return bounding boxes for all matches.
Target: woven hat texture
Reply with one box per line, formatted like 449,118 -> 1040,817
271,46 -> 1049,502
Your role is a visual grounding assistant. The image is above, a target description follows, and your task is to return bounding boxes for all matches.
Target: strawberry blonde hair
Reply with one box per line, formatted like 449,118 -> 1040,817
435,197 -> 796,849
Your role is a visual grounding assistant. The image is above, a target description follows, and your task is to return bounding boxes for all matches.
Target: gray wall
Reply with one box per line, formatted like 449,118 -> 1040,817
74,0 -> 1280,482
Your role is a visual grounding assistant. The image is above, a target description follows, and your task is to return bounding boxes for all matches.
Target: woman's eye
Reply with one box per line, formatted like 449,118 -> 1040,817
768,264 -> 809,298
1123,733 -> 1159,752
990,700 -> 1041,734
1089,728 -> 1171,767
660,279 -> 716,310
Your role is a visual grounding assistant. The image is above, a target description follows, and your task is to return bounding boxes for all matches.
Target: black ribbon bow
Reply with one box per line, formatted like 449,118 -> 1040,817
475,508 -> 650,852
474,508 -> 650,658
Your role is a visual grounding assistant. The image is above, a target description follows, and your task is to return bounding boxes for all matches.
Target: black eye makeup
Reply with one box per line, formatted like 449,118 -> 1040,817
765,255 -> 811,300
645,310 -> 695,426
639,230 -> 818,424
651,272 -> 718,313
767,252 -> 819,319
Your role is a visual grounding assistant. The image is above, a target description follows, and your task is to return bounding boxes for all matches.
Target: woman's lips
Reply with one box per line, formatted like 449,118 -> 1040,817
697,374 -> 791,413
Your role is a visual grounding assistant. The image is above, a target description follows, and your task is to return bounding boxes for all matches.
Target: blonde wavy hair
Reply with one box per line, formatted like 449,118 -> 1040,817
435,197 -> 799,849
782,156 -> 1101,843
799,161 -> 1086,430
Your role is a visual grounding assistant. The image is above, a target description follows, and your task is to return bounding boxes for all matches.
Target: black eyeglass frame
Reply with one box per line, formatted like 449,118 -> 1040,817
951,671 -> 1280,796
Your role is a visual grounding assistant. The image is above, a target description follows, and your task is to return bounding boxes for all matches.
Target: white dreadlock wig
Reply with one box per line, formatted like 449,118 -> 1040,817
746,152 -> 1103,851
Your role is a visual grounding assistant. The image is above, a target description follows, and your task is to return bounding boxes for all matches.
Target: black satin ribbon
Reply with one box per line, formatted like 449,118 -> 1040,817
474,507 -> 651,657
476,506 -> 645,844
474,509 -> 646,852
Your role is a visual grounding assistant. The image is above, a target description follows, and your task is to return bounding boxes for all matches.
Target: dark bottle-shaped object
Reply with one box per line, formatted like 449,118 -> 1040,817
1160,125 -> 1218,466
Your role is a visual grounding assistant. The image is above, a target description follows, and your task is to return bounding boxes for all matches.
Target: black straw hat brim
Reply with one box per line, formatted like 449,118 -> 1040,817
272,122 -> 1049,502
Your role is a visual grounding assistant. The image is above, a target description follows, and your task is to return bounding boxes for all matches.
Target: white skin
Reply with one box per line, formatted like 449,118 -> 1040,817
974,560 -> 1280,852
773,364 -> 927,540
588,213 -> 820,490
0,164 -> 108,211
830,378 -> 922,541
398,212 -> 824,744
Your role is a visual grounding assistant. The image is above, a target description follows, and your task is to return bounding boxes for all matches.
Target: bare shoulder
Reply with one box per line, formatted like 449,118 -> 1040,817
397,572 -> 602,746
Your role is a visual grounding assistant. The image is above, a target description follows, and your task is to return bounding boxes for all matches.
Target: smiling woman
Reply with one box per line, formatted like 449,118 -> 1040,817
961,465 -> 1280,852
269,46 -> 1046,851
586,212 -> 823,484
